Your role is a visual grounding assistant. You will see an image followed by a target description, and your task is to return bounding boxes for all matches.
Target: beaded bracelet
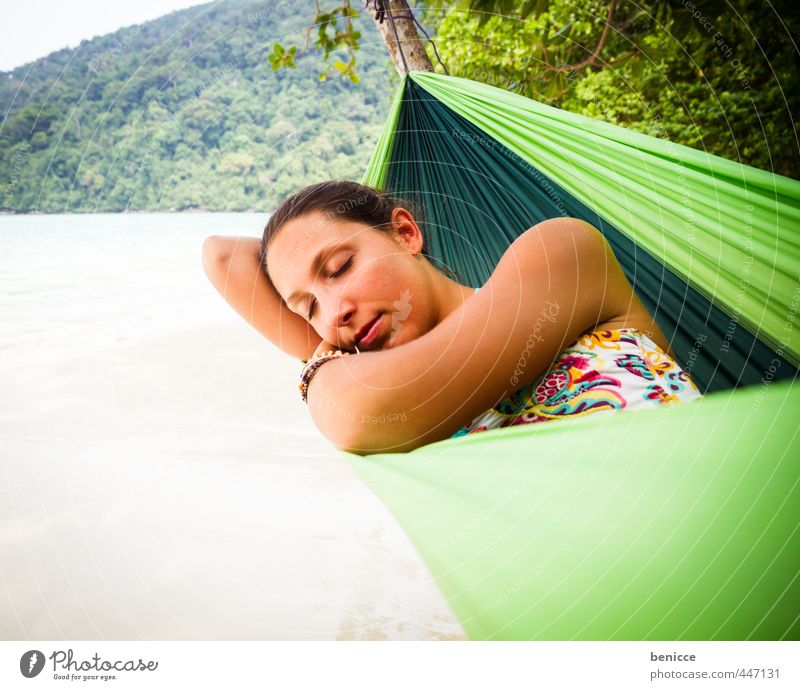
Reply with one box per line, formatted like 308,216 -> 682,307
299,350 -> 350,404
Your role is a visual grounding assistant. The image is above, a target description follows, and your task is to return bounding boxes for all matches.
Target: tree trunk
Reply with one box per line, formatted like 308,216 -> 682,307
366,1 -> 434,74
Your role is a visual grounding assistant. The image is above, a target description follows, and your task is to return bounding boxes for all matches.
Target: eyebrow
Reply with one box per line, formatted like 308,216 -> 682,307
285,242 -> 348,309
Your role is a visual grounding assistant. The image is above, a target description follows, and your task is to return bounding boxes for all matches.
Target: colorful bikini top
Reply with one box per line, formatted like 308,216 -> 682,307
452,289 -> 702,437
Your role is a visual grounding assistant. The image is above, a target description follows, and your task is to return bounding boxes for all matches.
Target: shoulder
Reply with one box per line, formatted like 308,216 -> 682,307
491,217 -> 618,304
501,217 -> 609,269
493,216 -> 632,333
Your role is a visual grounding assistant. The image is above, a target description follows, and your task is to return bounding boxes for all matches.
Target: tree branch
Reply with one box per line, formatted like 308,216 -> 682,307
545,0 -> 619,74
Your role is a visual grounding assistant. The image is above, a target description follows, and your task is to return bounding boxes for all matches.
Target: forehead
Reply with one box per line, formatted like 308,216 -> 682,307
266,211 -> 368,299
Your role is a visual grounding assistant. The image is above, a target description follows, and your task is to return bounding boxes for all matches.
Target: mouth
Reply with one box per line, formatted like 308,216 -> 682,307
354,314 -> 383,350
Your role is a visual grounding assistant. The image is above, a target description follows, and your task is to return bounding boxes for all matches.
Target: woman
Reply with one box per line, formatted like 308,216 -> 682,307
202,180 -> 701,455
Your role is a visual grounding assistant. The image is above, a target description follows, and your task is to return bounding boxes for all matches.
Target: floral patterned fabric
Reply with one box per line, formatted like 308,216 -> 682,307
451,328 -> 703,438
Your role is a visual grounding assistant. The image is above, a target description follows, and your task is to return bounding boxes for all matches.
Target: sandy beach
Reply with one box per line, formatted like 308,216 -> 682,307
0,320 -> 465,640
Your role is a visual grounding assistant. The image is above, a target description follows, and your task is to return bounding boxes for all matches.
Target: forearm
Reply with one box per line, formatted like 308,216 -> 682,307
309,287 -> 525,454
202,235 -> 321,360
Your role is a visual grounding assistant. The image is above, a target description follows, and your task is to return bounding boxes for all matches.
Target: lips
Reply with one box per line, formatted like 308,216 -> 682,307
355,314 -> 383,349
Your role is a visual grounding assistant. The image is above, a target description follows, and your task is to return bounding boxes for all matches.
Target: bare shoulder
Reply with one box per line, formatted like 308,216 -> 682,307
512,219 -> 672,352
502,217 -> 610,267
503,217 -> 633,321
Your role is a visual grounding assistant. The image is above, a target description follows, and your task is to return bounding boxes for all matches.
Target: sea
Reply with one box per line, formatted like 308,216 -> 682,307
0,212 -> 265,371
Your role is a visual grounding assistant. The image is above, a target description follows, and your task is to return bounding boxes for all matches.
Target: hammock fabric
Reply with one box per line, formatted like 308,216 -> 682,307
347,72 -> 800,640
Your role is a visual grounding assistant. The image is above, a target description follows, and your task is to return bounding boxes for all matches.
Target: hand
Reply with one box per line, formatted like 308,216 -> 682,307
311,339 -> 344,359
311,331 -> 367,358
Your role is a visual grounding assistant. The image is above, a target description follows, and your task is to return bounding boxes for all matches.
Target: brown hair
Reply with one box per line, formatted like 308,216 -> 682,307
259,180 -> 461,282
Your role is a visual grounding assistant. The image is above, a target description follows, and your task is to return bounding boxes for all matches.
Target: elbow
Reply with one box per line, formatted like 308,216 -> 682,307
333,432 -> 411,457
308,378 -> 370,454
202,236 -> 239,293
311,385 -> 415,456
329,411 -> 427,457
334,425 -> 411,456
201,235 -> 230,276
334,437 -> 373,457
307,359 -> 437,455
313,403 -> 382,457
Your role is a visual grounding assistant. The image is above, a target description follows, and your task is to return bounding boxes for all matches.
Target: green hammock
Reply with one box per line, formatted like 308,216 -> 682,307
347,72 -> 800,640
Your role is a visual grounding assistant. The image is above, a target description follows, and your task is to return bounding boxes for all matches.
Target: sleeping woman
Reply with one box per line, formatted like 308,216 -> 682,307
202,180 -> 701,455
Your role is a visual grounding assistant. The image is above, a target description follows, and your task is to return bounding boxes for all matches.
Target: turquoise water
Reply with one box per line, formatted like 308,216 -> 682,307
0,212 -> 266,370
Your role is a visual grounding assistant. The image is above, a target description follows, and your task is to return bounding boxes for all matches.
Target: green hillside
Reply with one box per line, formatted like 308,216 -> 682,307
3,0 -> 796,213
0,0 -> 397,213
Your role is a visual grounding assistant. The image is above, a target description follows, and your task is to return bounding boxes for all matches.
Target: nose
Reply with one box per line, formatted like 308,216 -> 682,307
320,290 -> 355,334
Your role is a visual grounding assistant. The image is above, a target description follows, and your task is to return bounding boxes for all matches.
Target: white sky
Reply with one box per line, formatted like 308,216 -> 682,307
0,0 -> 213,72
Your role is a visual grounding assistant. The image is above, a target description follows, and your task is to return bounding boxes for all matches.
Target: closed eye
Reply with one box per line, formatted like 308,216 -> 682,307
307,256 -> 353,320
331,256 -> 353,279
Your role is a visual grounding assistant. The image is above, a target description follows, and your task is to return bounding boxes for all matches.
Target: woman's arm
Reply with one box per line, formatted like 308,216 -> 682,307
307,218 -> 633,454
202,236 -> 323,361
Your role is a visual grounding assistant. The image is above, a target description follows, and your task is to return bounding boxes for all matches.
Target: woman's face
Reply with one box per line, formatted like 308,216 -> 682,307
266,207 -> 437,352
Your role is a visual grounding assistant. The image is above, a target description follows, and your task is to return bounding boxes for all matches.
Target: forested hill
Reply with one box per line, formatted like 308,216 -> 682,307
0,0 -> 396,213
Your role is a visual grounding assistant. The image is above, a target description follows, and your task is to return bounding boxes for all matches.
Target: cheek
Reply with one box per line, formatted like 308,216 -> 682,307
351,257 -> 409,296
366,264 -> 430,332
348,255 -> 430,333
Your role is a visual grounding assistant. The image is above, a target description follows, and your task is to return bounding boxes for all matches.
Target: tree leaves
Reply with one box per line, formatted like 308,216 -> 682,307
268,43 -> 297,70
468,0 -> 550,26
270,1 -> 361,82
434,0 -> 799,177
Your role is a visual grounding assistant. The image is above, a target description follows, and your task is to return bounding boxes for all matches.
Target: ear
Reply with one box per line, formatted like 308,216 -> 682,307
390,207 -> 425,256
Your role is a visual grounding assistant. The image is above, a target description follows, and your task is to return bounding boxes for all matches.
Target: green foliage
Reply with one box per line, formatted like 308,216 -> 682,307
433,0 -> 799,177
273,0 -> 362,83
466,0 -> 550,26
0,0 -> 395,212
268,43 -> 297,70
